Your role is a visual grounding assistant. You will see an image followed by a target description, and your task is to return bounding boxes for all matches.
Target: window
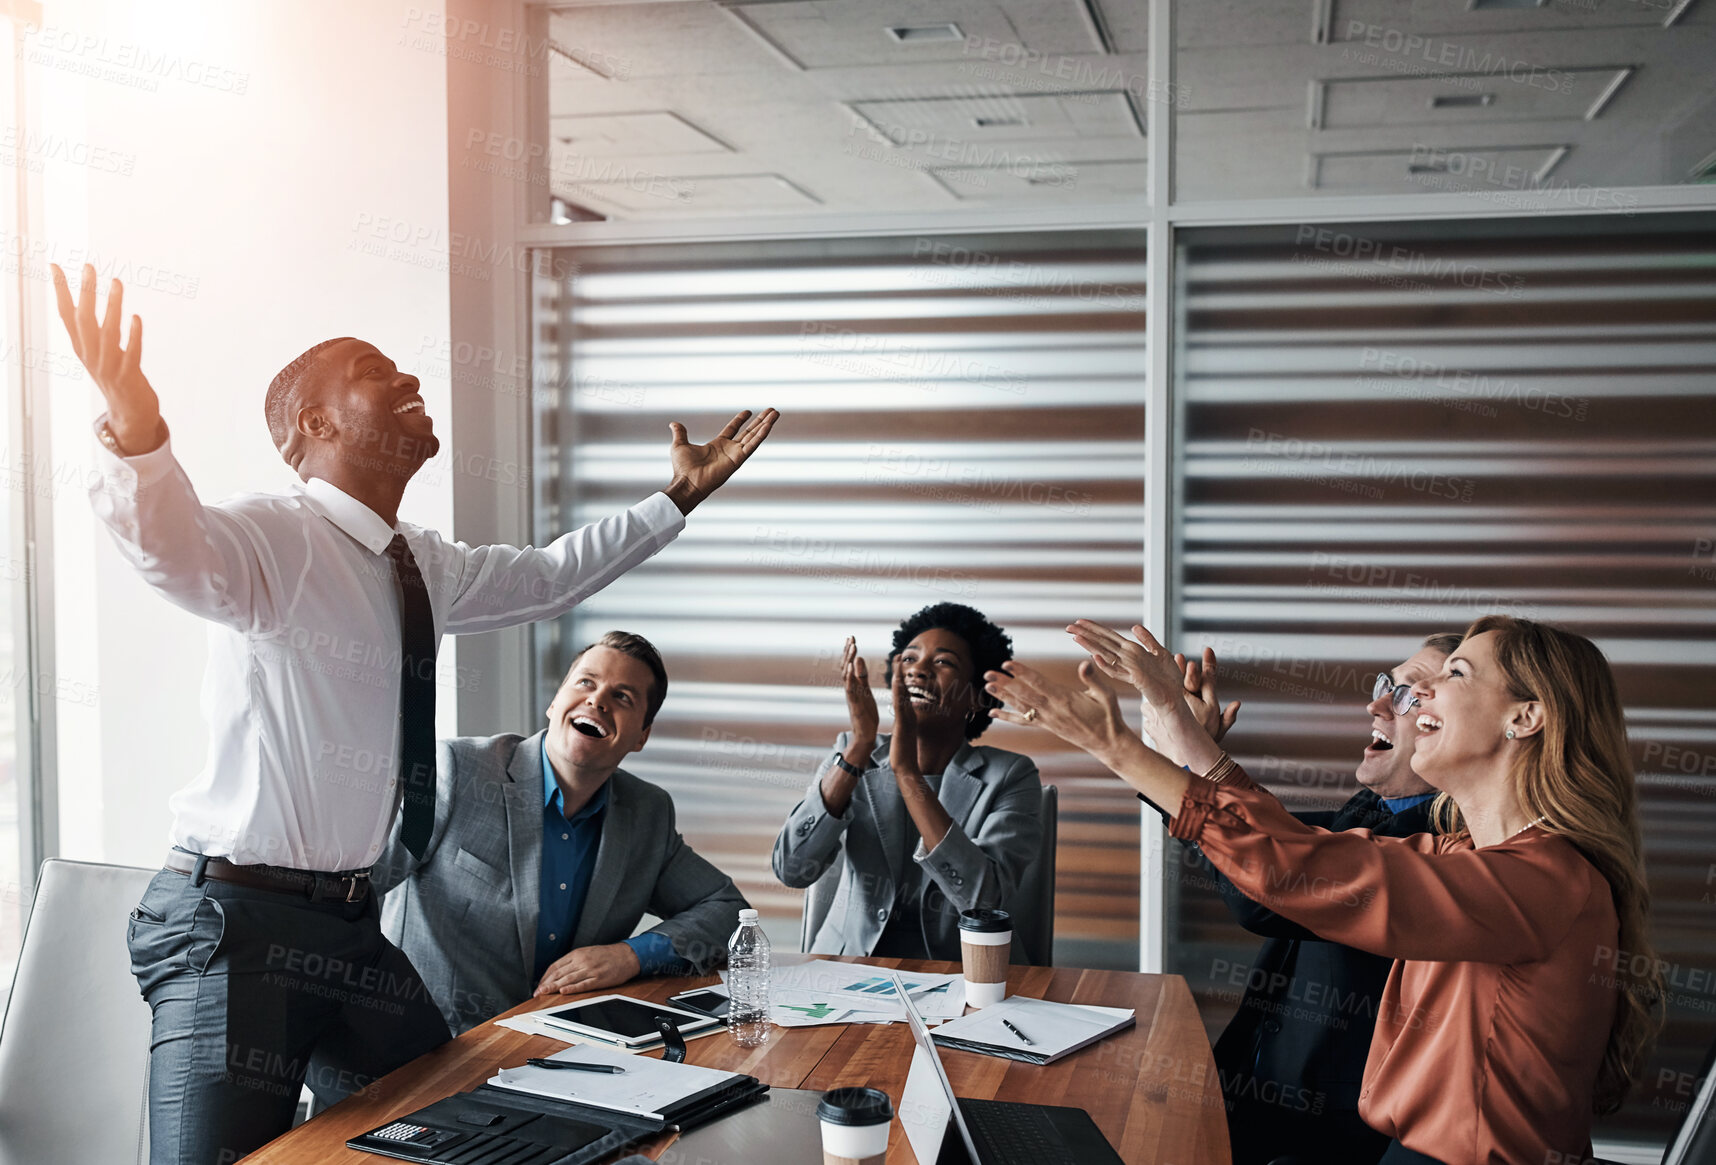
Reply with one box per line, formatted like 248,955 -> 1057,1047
530,232 -> 1149,964
1168,213 -> 1716,1142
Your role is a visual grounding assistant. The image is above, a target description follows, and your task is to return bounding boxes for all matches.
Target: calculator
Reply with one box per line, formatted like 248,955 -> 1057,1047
362,1120 -> 459,1151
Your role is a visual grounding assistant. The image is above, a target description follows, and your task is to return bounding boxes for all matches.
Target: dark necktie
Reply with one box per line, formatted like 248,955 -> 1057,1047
387,534 -> 436,859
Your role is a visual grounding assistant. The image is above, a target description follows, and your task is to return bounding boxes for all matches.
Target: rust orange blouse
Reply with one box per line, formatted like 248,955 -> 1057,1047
1169,761 -> 1619,1165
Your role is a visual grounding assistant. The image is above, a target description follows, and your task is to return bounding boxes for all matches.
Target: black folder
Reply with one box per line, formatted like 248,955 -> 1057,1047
347,1075 -> 769,1164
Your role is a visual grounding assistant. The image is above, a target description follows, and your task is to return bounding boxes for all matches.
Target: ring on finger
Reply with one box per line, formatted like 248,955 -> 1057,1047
1022,707 -> 1038,723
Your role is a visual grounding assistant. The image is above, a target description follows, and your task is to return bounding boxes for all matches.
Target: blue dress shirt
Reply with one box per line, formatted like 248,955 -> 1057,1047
534,741 -> 686,980
1380,791 -> 1437,814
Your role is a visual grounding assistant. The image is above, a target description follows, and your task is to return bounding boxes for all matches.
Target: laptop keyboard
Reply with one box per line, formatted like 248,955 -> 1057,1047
961,1099 -> 1083,1165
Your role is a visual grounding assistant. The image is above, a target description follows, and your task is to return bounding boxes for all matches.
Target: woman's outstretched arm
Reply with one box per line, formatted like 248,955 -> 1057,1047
984,641 -> 1591,966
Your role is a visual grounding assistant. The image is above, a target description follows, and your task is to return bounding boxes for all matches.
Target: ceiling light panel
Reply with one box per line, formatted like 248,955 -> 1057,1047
1319,66 -> 1633,127
931,158 -> 1149,200
886,23 -> 964,42
1333,0 -> 1670,33
548,3 -> 780,84
549,111 -> 731,157
560,173 -> 822,215
1313,143 -> 1568,190
852,92 -> 1141,147
734,0 -> 1102,69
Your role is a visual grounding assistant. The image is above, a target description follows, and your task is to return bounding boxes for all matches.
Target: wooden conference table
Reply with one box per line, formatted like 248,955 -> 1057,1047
246,957 -> 1231,1165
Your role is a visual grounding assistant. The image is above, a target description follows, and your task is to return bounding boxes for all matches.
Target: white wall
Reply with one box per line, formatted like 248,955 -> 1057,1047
34,0 -> 455,867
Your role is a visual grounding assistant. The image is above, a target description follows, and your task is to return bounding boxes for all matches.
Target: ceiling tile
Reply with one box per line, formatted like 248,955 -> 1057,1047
550,111 -> 732,156
1331,0 -> 1674,37
563,172 -> 825,214
932,156 -> 1148,198
1313,142 -> 1570,189
851,91 -> 1141,146
1176,0 -> 1321,48
730,0 -> 1102,69
1320,65 -> 1631,126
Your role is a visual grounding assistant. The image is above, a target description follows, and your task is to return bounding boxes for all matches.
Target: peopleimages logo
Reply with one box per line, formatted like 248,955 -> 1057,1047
18,22 -> 250,94
1358,347 -> 1590,422
844,120 -> 1075,188
1343,22 -> 1574,93
1293,226 -> 1525,298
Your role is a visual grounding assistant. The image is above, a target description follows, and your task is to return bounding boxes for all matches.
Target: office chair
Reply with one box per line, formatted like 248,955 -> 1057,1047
1013,783 -> 1059,966
1258,1030 -> 1716,1165
0,859 -> 156,1165
1659,1029 -> 1716,1165
797,784 -> 1060,966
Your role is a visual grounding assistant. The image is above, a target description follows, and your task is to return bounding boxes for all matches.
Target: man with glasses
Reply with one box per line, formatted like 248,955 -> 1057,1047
1179,633 -> 1463,1165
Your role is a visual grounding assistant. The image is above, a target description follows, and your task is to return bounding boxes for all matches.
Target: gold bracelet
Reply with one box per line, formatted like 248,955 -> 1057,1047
1201,752 -> 1240,785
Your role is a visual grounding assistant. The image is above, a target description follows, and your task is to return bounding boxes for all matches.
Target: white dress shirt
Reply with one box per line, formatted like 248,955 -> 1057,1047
90,430 -> 685,871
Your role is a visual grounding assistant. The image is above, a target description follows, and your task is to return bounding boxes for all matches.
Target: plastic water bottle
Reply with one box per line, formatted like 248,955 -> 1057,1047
727,908 -> 771,1048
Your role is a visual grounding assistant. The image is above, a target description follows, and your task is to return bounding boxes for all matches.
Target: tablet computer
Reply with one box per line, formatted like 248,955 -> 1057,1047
538,994 -> 724,1046
668,987 -> 732,1021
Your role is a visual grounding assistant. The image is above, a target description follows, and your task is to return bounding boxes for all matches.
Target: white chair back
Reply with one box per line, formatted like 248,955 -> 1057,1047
0,859 -> 156,1165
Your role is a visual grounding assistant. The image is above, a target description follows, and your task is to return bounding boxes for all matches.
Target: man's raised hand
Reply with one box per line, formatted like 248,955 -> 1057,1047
663,408 -> 779,516
50,264 -> 162,455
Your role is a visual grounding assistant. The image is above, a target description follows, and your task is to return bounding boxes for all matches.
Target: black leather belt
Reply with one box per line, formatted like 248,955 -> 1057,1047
165,850 -> 373,904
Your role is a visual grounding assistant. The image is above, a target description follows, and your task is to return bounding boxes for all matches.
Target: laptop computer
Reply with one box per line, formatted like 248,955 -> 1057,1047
890,972 -> 1125,1165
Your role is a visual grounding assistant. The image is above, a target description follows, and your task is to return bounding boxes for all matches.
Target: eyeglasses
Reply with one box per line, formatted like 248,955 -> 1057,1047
1372,672 -> 1420,716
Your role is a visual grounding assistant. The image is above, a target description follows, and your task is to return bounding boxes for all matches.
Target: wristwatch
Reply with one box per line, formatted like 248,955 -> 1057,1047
832,753 -> 864,779
96,417 -> 168,457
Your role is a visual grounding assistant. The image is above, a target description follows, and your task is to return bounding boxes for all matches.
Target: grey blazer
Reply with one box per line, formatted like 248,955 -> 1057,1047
374,730 -> 748,1035
771,731 -> 1042,962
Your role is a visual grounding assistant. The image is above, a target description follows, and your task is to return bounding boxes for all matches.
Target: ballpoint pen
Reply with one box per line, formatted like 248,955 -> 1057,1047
525,1058 -> 625,1073
1000,1019 -> 1035,1047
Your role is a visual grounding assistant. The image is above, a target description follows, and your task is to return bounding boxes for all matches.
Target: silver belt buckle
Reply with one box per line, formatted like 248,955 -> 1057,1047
343,871 -> 369,903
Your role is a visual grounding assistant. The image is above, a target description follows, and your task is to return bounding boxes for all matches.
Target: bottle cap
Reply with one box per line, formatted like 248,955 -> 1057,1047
958,908 -> 1012,934
739,908 -> 760,922
816,1086 -> 893,1127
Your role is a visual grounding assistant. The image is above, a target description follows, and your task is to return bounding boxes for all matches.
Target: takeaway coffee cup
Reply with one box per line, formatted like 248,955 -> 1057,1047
959,908 -> 1012,1008
817,1086 -> 893,1165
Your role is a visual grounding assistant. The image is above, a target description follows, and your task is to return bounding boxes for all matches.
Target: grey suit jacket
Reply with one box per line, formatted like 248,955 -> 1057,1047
771,731 -> 1042,962
374,730 -> 749,1035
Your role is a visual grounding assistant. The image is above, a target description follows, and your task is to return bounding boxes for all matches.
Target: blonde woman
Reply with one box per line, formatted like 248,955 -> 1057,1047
985,616 -> 1660,1165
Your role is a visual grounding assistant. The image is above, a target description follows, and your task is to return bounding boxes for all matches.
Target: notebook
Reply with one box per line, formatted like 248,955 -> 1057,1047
929,995 -> 1135,1065
350,1043 -> 768,1162
488,1044 -> 751,1122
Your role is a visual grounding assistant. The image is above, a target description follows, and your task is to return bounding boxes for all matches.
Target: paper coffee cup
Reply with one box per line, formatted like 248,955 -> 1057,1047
817,1087 -> 892,1165
959,908 -> 1012,1008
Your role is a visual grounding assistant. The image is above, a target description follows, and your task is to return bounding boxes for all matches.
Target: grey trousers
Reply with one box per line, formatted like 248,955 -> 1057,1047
127,865 -> 451,1165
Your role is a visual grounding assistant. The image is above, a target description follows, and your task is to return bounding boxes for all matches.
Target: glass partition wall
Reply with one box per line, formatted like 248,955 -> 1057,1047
505,0 -> 1716,1153
1168,213 -> 1716,1143
530,233 -> 1150,967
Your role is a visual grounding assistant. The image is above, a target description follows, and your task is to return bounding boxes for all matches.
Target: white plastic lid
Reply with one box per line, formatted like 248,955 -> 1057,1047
739,908 -> 760,922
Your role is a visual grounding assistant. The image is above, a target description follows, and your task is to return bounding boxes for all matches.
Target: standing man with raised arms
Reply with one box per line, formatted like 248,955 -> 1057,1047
49,262 -> 777,1165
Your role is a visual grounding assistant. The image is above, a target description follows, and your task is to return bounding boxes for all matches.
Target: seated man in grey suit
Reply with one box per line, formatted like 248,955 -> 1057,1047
374,630 -> 748,1034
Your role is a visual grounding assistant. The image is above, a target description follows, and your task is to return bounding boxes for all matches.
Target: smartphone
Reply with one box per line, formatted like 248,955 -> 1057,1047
539,994 -> 723,1046
668,988 -> 732,1022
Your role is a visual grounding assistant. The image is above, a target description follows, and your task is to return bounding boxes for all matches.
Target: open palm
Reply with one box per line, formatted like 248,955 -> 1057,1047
51,264 -> 162,450
669,409 -> 779,504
